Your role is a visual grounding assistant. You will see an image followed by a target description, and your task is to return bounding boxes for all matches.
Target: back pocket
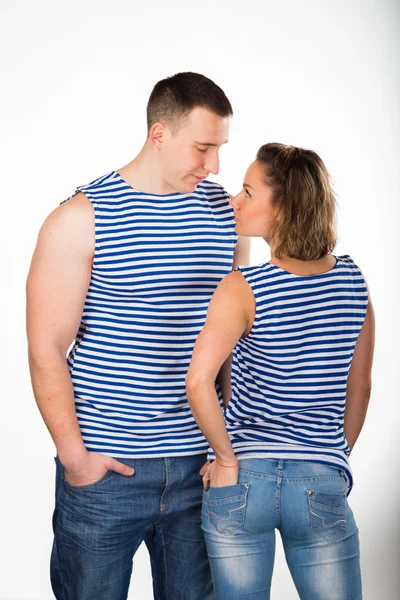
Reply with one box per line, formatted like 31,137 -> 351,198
206,483 -> 249,537
307,490 -> 347,543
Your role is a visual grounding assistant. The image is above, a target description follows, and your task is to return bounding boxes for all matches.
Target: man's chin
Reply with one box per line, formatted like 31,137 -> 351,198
177,181 -> 198,194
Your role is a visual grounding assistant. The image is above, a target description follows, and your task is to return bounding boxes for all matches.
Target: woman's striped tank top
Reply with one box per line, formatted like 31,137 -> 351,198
218,256 -> 368,491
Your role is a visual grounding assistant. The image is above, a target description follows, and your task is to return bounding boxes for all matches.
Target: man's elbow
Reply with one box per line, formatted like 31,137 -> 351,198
27,341 -> 66,371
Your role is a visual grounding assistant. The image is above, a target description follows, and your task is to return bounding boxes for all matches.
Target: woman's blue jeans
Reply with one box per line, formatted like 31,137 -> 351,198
202,459 -> 362,600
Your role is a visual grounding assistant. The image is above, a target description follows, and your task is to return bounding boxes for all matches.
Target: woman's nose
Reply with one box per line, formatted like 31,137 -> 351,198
229,194 -> 240,209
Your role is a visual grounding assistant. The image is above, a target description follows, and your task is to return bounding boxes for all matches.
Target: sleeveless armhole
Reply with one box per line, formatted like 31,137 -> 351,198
61,184 -> 101,269
339,255 -> 369,321
234,265 -> 260,339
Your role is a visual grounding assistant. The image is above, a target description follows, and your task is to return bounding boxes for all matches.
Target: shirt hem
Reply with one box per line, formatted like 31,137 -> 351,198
85,447 -> 209,459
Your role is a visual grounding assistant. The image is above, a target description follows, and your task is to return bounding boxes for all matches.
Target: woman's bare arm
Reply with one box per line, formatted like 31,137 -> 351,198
344,299 -> 375,451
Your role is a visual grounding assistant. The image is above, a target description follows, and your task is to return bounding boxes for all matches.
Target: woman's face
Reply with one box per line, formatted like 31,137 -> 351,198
230,160 -> 277,241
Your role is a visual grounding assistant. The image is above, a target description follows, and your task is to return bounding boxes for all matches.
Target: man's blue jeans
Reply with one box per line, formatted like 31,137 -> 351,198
51,454 -> 214,600
202,459 -> 362,600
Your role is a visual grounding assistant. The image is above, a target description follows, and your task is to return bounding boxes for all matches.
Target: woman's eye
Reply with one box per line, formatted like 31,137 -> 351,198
196,147 -> 207,153
244,189 -> 251,198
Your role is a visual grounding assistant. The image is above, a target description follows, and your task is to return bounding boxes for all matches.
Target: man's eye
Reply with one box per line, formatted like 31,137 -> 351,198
196,147 -> 207,153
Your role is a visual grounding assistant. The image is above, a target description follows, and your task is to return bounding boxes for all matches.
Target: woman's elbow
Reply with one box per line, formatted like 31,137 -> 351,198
346,378 -> 373,403
185,371 -> 201,397
185,369 -> 211,399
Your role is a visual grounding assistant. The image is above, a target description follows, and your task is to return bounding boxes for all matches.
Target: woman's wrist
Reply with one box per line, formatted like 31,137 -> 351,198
215,456 -> 238,467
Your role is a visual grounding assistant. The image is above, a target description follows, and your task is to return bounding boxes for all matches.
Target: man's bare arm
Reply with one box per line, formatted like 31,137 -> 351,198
27,192 -> 134,484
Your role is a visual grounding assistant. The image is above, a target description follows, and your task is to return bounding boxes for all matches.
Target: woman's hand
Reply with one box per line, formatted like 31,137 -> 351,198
202,460 -> 239,490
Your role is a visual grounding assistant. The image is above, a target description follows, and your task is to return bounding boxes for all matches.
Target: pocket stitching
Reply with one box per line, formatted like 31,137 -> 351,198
208,502 -> 246,521
307,490 -> 347,542
62,469 -> 113,491
309,498 -> 346,515
207,486 -> 249,536
208,493 -> 247,507
309,508 -> 346,529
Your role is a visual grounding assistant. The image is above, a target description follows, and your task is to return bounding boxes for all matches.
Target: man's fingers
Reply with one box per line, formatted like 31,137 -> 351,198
108,458 -> 135,476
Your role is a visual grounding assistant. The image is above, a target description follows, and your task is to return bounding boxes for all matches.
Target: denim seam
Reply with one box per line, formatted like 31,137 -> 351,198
176,456 -> 184,483
239,469 -> 343,484
240,469 -> 277,482
54,531 -> 71,600
160,526 -> 169,600
282,476 -> 343,483
160,458 -> 170,513
276,460 -> 284,528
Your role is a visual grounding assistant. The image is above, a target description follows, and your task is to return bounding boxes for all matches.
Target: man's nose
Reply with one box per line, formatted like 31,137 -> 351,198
204,153 -> 219,175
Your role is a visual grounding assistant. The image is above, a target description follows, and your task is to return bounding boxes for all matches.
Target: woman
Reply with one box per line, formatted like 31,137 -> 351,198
186,143 -> 374,600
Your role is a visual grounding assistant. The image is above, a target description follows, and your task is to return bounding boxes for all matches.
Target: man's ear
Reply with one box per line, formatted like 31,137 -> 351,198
149,122 -> 166,150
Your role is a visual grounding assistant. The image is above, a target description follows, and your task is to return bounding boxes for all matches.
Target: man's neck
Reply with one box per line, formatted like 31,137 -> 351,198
117,143 -> 177,195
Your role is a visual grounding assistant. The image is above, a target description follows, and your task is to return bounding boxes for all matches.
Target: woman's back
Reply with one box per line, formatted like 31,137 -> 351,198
224,255 -> 368,490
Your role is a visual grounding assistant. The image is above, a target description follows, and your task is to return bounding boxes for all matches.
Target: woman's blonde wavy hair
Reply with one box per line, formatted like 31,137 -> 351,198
256,143 -> 337,261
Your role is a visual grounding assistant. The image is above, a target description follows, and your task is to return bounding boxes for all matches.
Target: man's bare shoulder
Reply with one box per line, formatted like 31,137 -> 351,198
37,192 -> 95,257
55,191 -> 94,224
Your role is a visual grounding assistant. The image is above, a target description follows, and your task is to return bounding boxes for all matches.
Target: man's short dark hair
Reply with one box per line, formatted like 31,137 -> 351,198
147,72 -> 233,132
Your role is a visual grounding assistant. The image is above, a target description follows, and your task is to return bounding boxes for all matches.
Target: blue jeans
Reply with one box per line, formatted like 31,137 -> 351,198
51,454 -> 214,600
202,459 -> 362,600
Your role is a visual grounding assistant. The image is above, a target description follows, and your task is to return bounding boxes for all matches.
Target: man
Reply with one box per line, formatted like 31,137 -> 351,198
27,72 -> 250,600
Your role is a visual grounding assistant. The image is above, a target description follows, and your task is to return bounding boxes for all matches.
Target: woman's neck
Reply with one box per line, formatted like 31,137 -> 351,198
269,253 -> 337,276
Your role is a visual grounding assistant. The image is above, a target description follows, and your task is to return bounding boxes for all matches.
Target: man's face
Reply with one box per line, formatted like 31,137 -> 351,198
158,107 -> 230,193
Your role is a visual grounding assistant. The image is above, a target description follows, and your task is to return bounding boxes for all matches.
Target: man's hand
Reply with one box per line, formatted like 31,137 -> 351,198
62,451 -> 135,487
202,460 -> 239,491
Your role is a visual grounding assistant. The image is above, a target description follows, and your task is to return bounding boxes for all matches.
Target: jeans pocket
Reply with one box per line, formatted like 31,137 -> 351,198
206,483 -> 249,537
62,469 -> 114,491
307,489 -> 347,543
55,455 -> 114,491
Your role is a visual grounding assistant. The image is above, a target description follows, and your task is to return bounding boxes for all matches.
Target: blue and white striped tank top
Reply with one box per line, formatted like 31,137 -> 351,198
219,256 -> 368,491
66,171 -> 237,457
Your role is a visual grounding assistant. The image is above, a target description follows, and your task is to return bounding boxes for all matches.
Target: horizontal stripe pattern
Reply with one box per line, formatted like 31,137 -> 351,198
209,256 -> 368,492
66,171 -> 237,457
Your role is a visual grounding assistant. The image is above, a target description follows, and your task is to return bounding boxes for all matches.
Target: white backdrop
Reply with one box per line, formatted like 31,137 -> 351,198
1,1 -> 399,598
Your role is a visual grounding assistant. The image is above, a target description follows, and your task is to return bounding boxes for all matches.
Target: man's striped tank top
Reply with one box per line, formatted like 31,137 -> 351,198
214,256 -> 368,491
66,171 -> 237,457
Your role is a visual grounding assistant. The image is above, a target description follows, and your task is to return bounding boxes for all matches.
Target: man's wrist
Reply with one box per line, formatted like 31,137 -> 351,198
57,444 -> 88,469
